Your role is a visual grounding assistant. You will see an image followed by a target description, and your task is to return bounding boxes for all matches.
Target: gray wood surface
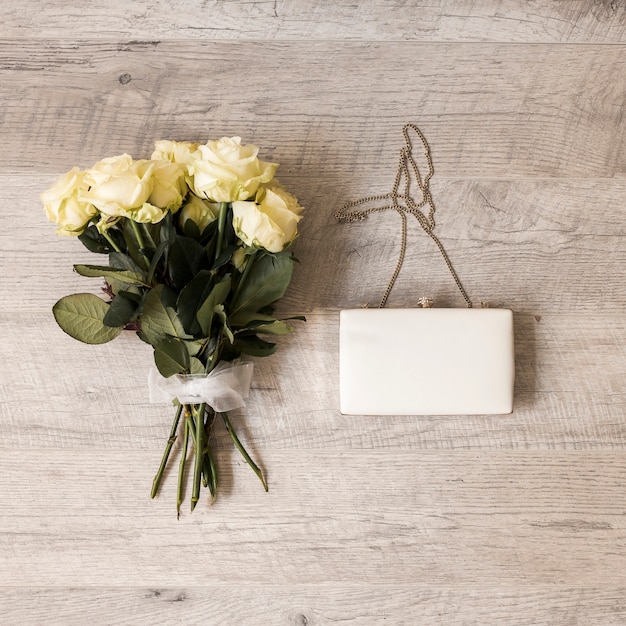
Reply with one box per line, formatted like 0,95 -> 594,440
1,1 -> 625,624
4,0 -> 626,42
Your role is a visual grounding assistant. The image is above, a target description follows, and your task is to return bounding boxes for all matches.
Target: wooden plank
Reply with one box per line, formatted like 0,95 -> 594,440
2,0 -> 626,43
1,312 -> 624,450
1,450 -> 625,586
1,42 -> 625,178
290,176 -> 626,314
2,585 -> 626,625
6,175 -> 626,314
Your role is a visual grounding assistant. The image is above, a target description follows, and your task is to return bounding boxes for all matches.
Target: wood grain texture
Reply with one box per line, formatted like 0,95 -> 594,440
2,586 -> 626,626
1,450 -> 626,587
1,42 -> 624,178
2,1 -> 626,623
3,0 -> 626,43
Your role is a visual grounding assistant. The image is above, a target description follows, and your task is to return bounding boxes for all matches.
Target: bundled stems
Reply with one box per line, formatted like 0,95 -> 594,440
152,403 -> 267,514
150,303 -> 270,513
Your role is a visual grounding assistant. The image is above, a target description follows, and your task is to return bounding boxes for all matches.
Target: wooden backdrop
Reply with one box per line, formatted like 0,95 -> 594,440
1,1 -> 625,624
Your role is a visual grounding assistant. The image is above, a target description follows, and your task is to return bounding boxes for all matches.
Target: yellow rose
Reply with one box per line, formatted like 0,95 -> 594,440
79,155 -> 167,224
148,161 -> 188,212
188,136 -> 278,203
151,140 -> 199,165
40,167 -> 97,236
232,180 -> 303,253
80,154 -> 153,215
179,194 -> 219,233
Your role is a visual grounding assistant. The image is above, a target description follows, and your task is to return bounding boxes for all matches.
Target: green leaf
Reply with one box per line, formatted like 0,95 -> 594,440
184,338 -> 206,357
109,252 -> 144,274
53,294 -> 122,344
78,225 -> 121,254
147,240 -> 169,284
176,270 -> 214,335
136,330 -> 151,345
212,243 -> 239,271
222,205 -> 237,247
213,304 -> 234,343
74,264 -> 147,286
167,235 -> 209,290
182,218 -> 201,239
258,314 -> 305,335
201,220 -> 219,257
159,212 -> 176,245
230,252 -> 294,317
234,334 -> 277,357
103,291 -> 140,327
249,320 -> 292,335
154,337 -> 190,377
143,221 -> 160,249
141,285 -> 193,347
230,312 -> 304,334
196,275 -> 232,337
189,357 -> 205,375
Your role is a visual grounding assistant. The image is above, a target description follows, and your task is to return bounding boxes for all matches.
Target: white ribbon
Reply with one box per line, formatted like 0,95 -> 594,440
148,360 -> 254,412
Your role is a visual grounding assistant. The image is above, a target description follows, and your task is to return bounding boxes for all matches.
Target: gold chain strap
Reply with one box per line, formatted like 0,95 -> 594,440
335,124 -> 473,308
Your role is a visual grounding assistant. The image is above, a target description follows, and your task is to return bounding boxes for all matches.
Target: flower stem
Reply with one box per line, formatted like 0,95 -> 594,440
177,412 -> 190,518
205,337 -> 223,375
204,408 -> 218,498
141,223 -> 156,249
214,202 -> 228,262
232,251 -> 257,303
150,403 -> 183,499
187,409 -> 214,495
130,220 -> 146,251
221,411 -> 268,492
191,403 -> 206,511
102,230 -> 122,253
129,220 -> 152,272
205,446 -> 218,498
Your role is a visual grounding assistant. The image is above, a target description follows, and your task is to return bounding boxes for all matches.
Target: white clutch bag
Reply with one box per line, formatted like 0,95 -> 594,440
336,124 -> 515,416
340,308 -> 514,415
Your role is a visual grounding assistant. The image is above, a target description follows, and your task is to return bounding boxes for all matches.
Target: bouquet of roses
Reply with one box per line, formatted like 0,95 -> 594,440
41,137 -> 304,515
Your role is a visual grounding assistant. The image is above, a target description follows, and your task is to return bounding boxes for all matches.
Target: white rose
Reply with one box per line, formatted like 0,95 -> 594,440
79,155 -> 167,224
232,180 -> 303,253
188,136 -> 277,203
151,140 -> 199,165
148,161 -> 188,212
40,167 -> 97,236
179,194 -> 219,233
